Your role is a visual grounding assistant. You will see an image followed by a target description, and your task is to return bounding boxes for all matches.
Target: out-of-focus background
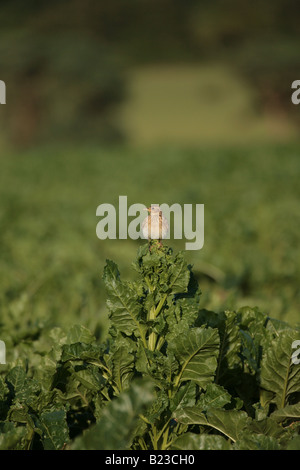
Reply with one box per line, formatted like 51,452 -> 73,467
0,0 -> 299,341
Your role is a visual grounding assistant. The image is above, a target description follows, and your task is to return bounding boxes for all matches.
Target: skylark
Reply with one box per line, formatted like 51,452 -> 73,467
142,205 -> 169,247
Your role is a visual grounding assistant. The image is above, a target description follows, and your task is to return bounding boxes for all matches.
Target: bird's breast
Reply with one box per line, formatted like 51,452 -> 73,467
142,215 -> 169,239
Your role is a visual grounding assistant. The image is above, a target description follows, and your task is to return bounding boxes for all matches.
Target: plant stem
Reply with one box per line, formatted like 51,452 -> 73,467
148,294 -> 168,350
154,294 -> 168,317
150,426 -> 158,450
161,427 -> 170,450
156,418 -> 171,443
148,305 -> 157,350
145,275 -> 153,293
138,437 -> 148,450
139,414 -> 151,425
26,428 -> 35,450
156,335 -> 166,351
148,331 -> 157,351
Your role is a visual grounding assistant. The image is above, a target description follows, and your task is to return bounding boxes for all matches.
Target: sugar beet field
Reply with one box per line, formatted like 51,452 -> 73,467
0,142 -> 299,450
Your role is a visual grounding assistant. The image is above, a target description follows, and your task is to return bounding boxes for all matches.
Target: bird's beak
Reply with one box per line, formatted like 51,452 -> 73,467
144,207 -> 150,212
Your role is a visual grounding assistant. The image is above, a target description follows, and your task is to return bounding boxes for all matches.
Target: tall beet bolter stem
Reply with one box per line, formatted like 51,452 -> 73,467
142,205 -> 169,248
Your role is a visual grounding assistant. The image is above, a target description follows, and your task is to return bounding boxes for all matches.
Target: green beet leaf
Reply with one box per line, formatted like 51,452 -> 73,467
1,243 -> 299,450
169,327 -> 220,388
71,380 -> 154,450
260,328 -> 300,409
171,432 -> 231,450
39,408 -> 69,450
103,260 -> 146,338
174,406 -> 251,443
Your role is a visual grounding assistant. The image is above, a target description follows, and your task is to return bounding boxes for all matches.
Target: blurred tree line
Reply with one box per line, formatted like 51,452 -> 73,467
0,0 -> 299,148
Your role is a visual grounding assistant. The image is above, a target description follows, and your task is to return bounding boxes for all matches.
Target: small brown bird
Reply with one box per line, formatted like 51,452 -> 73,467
142,205 -> 169,247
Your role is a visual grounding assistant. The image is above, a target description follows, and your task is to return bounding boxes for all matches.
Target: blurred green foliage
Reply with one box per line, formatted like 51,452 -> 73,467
0,31 -> 126,147
0,0 -> 299,147
0,0 -> 299,359
118,64 -> 297,147
0,142 -> 299,345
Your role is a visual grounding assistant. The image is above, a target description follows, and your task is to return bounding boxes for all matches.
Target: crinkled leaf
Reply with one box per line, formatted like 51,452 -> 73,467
39,408 -> 69,450
66,325 -> 95,345
0,422 -> 27,450
103,260 -> 145,337
146,389 -> 169,424
271,403 -> 300,422
61,342 -> 101,363
169,327 -> 219,388
197,383 -> 232,411
260,329 -> 300,409
6,367 -> 26,397
134,245 -> 191,295
214,310 -> 242,384
238,307 -> 274,370
71,380 -> 154,450
174,407 -> 250,442
33,354 -> 58,390
0,376 -> 9,400
8,401 -> 34,428
109,345 -> 135,393
266,317 -> 294,335
234,433 -> 281,450
247,416 -> 286,439
136,346 -> 178,389
170,381 -> 196,413
74,366 -> 105,392
171,432 -> 231,450
6,366 -> 40,408
165,296 -> 200,343
167,252 -> 191,294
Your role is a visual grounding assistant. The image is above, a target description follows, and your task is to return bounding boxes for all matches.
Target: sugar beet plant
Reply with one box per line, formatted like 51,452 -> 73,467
0,242 -> 300,450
